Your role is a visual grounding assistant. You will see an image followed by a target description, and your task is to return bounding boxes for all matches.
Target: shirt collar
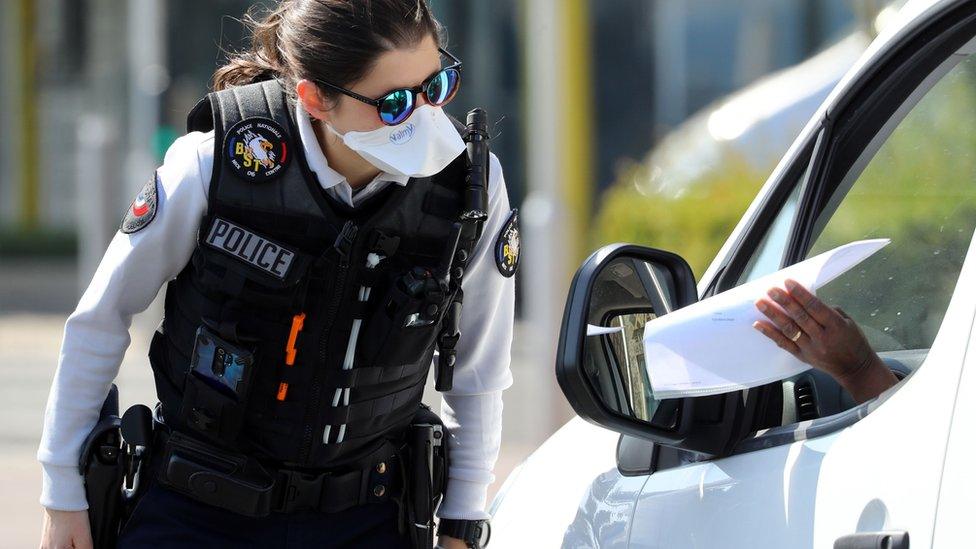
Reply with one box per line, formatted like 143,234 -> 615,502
294,100 -> 411,190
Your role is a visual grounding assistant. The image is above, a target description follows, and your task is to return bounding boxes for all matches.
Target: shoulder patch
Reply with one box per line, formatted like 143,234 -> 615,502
120,173 -> 159,234
224,117 -> 291,182
494,208 -> 520,278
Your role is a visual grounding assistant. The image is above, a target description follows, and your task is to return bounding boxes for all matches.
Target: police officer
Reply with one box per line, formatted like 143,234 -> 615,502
38,1 -> 516,547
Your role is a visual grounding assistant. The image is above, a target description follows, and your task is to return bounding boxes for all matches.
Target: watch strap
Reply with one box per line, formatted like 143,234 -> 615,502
437,518 -> 490,548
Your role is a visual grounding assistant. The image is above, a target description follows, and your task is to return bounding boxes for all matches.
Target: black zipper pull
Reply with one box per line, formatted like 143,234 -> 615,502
333,221 -> 358,266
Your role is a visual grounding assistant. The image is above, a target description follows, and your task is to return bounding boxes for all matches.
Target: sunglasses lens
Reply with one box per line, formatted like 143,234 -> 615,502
379,89 -> 414,125
425,68 -> 460,106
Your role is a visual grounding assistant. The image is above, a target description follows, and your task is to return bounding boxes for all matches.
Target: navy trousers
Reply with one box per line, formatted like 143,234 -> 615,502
116,476 -> 413,549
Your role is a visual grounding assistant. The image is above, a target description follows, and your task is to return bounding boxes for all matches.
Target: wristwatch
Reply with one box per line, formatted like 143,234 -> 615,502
437,518 -> 491,548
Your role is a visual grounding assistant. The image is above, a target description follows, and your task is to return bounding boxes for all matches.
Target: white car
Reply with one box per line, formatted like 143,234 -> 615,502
490,0 -> 976,547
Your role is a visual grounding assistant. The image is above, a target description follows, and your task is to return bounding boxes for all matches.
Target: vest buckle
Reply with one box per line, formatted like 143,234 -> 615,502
332,221 -> 359,264
369,229 -> 401,257
274,468 -> 326,513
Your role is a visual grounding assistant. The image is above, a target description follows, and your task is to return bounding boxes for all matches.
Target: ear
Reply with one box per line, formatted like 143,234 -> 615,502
296,79 -> 332,122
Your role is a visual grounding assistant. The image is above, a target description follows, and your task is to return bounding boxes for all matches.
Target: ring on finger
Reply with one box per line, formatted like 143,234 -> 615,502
790,329 -> 802,342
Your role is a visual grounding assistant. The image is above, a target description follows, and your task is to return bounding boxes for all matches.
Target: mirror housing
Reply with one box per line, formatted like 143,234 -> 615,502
556,244 -> 742,456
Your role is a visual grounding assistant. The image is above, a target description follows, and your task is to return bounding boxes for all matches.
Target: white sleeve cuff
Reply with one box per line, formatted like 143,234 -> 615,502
435,391 -> 505,521
437,478 -> 491,520
39,463 -> 89,511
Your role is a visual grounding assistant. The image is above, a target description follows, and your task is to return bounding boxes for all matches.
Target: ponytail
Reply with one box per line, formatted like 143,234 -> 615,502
212,2 -> 291,91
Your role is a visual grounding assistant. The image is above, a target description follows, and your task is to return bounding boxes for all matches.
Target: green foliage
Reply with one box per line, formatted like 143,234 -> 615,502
592,152 -> 767,278
0,226 -> 78,258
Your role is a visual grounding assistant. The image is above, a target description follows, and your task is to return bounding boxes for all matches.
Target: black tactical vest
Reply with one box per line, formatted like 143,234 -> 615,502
147,79 -> 477,470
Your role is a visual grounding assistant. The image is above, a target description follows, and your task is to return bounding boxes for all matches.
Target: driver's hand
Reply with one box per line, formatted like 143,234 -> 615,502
752,278 -> 899,403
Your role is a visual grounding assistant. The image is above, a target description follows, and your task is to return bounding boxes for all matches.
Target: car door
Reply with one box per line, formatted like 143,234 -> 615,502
627,3 -> 976,548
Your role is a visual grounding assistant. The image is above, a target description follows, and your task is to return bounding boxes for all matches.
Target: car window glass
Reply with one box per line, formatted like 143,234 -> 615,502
738,183 -> 804,283
808,54 -> 976,352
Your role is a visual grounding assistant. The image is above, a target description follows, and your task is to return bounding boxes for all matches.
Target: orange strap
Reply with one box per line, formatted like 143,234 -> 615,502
277,312 -> 306,401
285,312 -> 306,366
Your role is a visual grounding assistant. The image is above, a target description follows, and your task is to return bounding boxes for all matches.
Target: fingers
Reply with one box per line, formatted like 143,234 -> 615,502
784,279 -> 841,327
755,298 -> 805,342
768,284 -> 824,336
752,320 -> 800,355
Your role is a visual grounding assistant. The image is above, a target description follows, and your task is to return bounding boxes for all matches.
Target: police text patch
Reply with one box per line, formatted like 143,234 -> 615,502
120,173 -> 159,234
205,217 -> 296,279
495,209 -> 520,277
224,117 -> 291,182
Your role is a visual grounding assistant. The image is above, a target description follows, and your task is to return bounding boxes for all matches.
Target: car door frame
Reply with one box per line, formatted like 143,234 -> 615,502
704,0 -> 976,454
625,3 -> 976,546
610,0 -> 976,483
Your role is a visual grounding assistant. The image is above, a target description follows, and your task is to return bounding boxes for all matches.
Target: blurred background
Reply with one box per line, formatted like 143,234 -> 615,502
0,0 -> 905,544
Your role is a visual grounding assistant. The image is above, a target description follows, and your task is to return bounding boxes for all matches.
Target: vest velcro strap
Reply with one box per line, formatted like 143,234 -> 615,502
332,400 -> 421,446
395,237 -> 450,261
357,268 -> 384,287
422,191 -> 461,220
165,336 -> 192,378
277,363 -> 302,388
337,361 -> 428,387
180,373 -> 246,444
324,382 -> 425,425
173,272 -> 293,338
348,300 -> 370,319
212,203 -> 323,242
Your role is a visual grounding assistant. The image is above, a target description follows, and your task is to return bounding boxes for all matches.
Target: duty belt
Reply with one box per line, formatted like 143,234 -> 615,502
149,421 -> 403,517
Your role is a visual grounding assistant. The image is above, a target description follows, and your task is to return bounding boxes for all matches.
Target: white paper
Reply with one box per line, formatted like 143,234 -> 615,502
642,239 -> 890,399
587,324 -> 625,336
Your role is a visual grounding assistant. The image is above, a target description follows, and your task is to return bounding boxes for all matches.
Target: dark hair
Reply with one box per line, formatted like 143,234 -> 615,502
213,0 -> 443,98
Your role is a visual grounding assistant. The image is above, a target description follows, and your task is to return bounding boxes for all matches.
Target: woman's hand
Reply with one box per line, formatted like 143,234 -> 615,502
437,534 -> 469,549
752,278 -> 899,403
39,508 -> 93,549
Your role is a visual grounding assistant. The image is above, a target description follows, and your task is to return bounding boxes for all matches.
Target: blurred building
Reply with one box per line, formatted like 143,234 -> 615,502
0,0 -> 864,246
592,0 -> 858,192
0,0 -> 864,232
0,2 -> 871,423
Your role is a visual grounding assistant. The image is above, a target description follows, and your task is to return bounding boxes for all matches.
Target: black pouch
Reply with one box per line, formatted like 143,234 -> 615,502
179,325 -> 257,445
155,429 -> 276,517
358,275 -> 449,369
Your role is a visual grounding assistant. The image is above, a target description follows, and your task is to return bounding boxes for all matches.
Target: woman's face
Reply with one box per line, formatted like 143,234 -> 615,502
299,33 -> 442,133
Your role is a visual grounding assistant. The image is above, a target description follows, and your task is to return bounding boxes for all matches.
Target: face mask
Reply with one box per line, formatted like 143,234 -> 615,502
326,105 -> 465,178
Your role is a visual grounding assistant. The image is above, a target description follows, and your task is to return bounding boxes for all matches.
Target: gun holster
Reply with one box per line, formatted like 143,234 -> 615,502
397,403 -> 450,549
79,384 -> 156,549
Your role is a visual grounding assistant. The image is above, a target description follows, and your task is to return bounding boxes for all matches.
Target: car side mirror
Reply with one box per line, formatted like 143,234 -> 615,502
556,244 -> 740,456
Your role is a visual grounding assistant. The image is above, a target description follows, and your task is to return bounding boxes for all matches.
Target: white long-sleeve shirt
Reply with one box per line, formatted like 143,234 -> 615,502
36,100 -> 515,521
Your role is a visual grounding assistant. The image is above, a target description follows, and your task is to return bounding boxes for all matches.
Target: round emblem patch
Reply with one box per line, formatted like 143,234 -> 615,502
119,173 -> 159,234
224,117 -> 290,182
495,209 -> 520,278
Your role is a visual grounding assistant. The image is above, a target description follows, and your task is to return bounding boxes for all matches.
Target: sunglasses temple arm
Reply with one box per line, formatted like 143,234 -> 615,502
315,80 -> 383,107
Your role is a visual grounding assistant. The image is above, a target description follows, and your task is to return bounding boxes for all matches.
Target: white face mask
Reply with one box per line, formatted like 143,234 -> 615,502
326,105 -> 465,178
